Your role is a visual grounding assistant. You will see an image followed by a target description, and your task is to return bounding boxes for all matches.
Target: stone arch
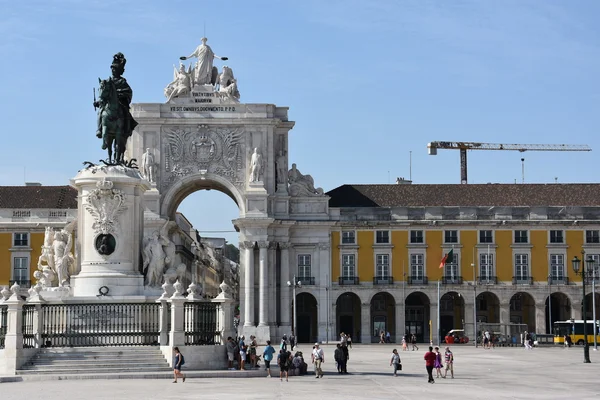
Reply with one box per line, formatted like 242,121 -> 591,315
476,291 -> 500,324
160,172 -> 246,219
405,291 -> 430,343
296,292 -> 318,343
336,292 -> 361,343
509,292 -> 536,332
583,292 -> 600,322
546,292 -> 572,334
440,291 -> 466,340
370,292 -> 396,343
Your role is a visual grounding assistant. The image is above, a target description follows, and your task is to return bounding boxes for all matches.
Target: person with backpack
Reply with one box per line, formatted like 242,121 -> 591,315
277,348 -> 292,382
172,347 -> 186,383
263,340 -> 276,378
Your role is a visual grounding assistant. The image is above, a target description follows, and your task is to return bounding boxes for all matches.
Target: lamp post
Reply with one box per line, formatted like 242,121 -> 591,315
471,262 -> 477,348
287,276 -> 301,338
571,251 -> 592,363
548,274 -> 553,335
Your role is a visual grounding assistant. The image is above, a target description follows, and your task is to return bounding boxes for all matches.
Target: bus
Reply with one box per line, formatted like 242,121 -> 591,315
553,320 -> 599,345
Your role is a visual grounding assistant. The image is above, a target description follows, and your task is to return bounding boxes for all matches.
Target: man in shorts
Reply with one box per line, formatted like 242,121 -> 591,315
263,340 -> 276,378
278,348 -> 292,382
226,336 -> 236,370
442,346 -> 454,379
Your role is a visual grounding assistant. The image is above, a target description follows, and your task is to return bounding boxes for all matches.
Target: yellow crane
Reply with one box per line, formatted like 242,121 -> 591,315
427,141 -> 592,184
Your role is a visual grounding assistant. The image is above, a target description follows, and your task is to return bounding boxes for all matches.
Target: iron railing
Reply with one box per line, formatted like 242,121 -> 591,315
9,280 -> 31,288
478,276 -> 498,285
338,276 -> 359,285
548,276 -> 569,285
442,276 -> 463,284
373,276 -> 394,285
0,306 -> 7,349
407,276 -> 428,285
298,277 -> 315,285
512,276 -> 533,285
22,304 -> 36,348
40,303 -> 161,347
184,302 -> 221,345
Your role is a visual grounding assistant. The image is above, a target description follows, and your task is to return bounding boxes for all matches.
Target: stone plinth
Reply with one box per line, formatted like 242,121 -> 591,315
70,165 -> 150,297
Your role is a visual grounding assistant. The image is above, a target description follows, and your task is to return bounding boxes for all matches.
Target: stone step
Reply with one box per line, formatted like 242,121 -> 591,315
16,366 -> 172,375
15,369 -> 267,381
38,347 -> 163,354
30,353 -> 167,360
20,360 -> 170,368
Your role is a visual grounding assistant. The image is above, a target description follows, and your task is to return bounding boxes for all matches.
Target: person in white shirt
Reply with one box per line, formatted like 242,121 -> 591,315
311,343 -> 325,378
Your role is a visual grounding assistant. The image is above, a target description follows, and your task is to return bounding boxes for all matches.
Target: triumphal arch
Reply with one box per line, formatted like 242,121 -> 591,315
128,38 -> 332,341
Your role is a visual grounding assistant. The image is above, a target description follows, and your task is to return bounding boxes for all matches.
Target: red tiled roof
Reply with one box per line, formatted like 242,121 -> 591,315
327,184 -> 600,208
0,186 -> 77,209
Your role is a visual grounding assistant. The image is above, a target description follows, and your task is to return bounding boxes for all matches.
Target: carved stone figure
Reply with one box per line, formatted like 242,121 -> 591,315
276,150 -> 287,184
217,66 -> 240,103
37,227 -> 55,271
52,230 -> 75,287
180,37 -> 227,86
141,148 -> 156,183
85,179 -> 128,235
288,163 -> 324,196
164,63 -> 192,102
142,231 -> 169,287
249,148 -> 263,183
218,281 -> 233,299
94,52 -> 138,164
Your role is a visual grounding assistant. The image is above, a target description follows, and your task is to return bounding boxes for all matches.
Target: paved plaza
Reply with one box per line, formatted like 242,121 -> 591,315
2,344 -> 599,400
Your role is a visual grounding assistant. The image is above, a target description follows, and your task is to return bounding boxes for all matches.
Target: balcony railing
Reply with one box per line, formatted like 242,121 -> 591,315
548,276 -> 569,285
373,276 -> 394,285
9,280 -> 31,288
512,276 -> 533,285
477,276 -> 498,285
442,276 -> 463,284
298,276 -> 315,285
407,276 -> 428,285
338,276 -> 359,285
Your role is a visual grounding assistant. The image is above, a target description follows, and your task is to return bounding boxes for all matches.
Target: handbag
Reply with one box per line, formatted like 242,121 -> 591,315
396,363 -> 402,371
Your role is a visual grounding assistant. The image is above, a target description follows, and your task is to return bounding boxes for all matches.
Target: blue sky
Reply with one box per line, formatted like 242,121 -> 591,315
1,0 -> 599,245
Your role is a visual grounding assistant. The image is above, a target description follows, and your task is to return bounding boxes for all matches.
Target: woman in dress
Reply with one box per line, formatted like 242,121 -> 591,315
172,347 -> 186,383
433,346 -> 443,378
389,349 -> 401,376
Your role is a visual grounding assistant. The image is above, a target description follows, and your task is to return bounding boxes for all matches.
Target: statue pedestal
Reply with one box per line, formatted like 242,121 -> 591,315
70,165 -> 150,297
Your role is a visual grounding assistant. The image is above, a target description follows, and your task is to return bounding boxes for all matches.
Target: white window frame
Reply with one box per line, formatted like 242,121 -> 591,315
479,230 -> 494,244
13,232 -> 29,247
342,254 -> 356,278
298,254 -> 311,278
341,230 -> 356,244
444,252 -> 460,281
12,256 -> 29,284
514,230 -> 529,244
376,254 -> 390,278
586,230 -> 600,244
514,254 -> 529,280
587,254 -> 600,282
444,230 -> 459,244
375,230 -> 390,244
479,253 -> 494,280
410,230 -> 424,244
410,253 -> 425,281
549,230 -> 564,244
549,254 -> 565,280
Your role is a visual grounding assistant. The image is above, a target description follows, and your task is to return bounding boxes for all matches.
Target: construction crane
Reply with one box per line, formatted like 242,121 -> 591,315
427,141 -> 592,184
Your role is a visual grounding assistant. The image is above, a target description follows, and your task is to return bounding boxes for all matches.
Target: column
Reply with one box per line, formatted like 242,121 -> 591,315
157,299 -> 169,346
258,241 -> 269,326
243,241 -> 255,327
169,295 -> 186,348
2,287 -> 24,374
464,302 -> 475,342
395,299 -> 405,343
429,303 -> 438,345
499,301 -> 510,326
280,243 -> 291,327
535,303 -> 546,334
361,303 -> 371,344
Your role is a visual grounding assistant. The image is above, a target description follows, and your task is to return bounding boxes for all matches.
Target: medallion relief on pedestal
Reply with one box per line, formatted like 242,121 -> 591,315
84,179 -> 128,235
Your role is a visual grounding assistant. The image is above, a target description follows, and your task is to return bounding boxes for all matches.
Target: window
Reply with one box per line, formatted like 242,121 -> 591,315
444,253 -> 459,280
444,230 -> 458,244
588,254 -> 600,281
514,254 -> 529,279
586,230 -> 600,244
342,254 -> 355,277
410,230 -> 424,244
550,254 -> 564,279
479,230 -> 493,244
341,231 -> 355,244
479,254 -> 494,279
376,254 -> 389,277
375,230 -> 389,244
514,230 -> 528,244
13,233 -> 29,247
298,254 -> 311,278
410,254 -> 424,279
13,257 -> 28,282
549,230 -> 564,244
12,210 -> 31,218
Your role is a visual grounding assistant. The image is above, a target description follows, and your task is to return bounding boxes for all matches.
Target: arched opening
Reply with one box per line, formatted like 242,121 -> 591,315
476,291 -> 500,324
440,291 -> 465,340
296,292 -> 318,343
509,292 -> 536,332
370,292 -> 396,343
583,292 -> 600,322
336,292 -> 361,343
546,292 -> 572,333
405,291 -> 430,343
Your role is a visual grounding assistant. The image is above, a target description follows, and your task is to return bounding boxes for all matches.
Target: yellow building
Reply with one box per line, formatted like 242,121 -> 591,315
0,185 -> 77,288
325,183 -> 600,343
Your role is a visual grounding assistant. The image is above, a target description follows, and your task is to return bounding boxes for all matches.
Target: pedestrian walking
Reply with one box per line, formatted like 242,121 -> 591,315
402,335 -> 408,351
334,343 -> 343,373
238,335 -> 247,370
281,335 -> 288,351
424,346 -> 436,384
443,346 -> 454,379
433,346 -> 443,378
347,335 -> 352,349
249,335 -> 258,368
312,342 -> 325,378
386,331 -> 391,343
263,340 -> 276,378
411,334 -> 419,351
277,348 -> 292,382
226,336 -> 236,370
172,347 -> 186,383
340,343 -> 349,374
289,333 -> 296,351
390,349 -> 402,376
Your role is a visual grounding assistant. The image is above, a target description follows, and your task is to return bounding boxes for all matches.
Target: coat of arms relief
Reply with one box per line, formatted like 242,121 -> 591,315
161,125 -> 245,191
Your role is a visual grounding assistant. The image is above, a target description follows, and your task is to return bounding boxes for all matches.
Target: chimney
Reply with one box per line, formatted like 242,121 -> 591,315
25,182 -> 42,186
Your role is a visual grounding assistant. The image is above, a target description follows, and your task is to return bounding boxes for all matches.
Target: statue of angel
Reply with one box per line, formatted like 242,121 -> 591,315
180,37 -> 228,86
164,63 -> 192,102
52,230 -> 75,287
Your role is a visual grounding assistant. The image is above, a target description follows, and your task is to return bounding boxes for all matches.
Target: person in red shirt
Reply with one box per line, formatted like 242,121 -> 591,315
424,346 -> 436,383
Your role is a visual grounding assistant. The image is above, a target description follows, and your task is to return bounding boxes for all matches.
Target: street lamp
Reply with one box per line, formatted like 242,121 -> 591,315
571,251 -> 593,363
471,262 -> 477,348
287,276 -> 301,337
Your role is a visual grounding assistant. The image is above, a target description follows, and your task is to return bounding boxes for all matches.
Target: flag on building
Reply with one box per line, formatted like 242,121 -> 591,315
439,249 -> 454,269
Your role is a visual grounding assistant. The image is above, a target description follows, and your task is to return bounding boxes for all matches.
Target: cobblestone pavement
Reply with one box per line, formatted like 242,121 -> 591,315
2,344 -> 599,400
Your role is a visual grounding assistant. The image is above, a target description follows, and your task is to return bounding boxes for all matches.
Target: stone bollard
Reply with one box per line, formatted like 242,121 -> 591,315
169,282 -> 187,347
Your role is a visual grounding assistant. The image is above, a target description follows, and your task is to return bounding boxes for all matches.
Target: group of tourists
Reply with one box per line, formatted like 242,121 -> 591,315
422,346 -> 454,383
401,333 -> 419,351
